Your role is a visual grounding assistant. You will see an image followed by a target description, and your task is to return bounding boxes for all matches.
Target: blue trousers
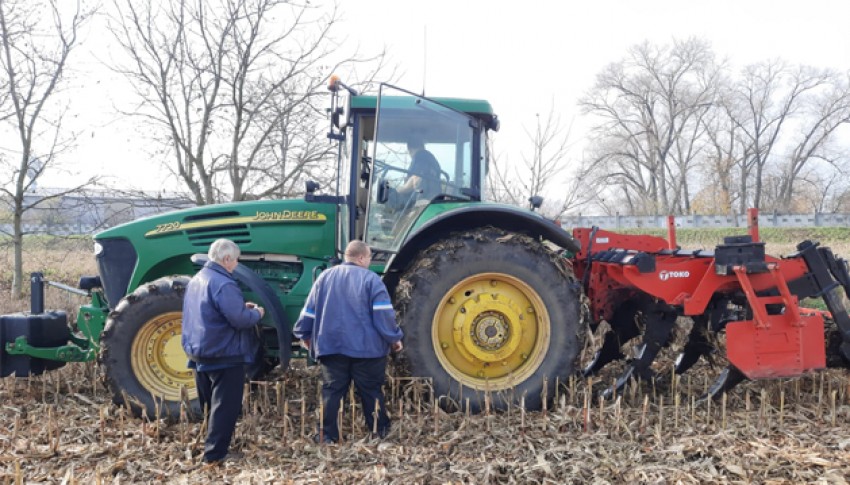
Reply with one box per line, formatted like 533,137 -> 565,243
319,354 -> 390,442
194,365 -> 244,462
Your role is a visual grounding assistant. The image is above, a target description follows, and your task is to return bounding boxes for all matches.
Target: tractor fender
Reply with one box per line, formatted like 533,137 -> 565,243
190,255 -> 291,368
384,205 -> 580,292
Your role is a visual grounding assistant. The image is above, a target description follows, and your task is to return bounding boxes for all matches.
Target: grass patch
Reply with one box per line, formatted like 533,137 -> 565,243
0,235 -> 96,314
614,226 -> 850,257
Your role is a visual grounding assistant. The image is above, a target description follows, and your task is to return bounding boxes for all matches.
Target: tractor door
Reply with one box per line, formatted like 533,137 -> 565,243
364,85 -> 480,254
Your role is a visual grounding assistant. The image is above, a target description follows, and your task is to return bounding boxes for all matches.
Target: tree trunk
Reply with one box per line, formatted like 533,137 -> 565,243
11,200 -> 23,299
739,163 -> 748,214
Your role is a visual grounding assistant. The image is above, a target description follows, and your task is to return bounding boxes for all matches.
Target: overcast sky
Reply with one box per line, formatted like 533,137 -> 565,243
49,0 -> 850,192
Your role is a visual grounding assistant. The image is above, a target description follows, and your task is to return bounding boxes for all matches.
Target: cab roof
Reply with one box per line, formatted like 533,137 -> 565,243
350,95 -> 496,121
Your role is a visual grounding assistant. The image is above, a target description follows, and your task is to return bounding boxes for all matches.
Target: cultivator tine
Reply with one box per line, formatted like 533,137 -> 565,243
704,366 -> 746,400
602,365 -> 636,399
582,331 -> 625,378
602,303 -> 677,399
673,316 -> 713,375
582,302 -> 641,377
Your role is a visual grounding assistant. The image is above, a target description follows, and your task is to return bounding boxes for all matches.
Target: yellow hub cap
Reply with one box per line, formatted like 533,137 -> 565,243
432,273 -> 550,390
130,312 -> 196,402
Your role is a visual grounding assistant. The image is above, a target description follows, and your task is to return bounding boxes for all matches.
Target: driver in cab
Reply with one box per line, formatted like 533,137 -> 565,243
396,136 -> 441,202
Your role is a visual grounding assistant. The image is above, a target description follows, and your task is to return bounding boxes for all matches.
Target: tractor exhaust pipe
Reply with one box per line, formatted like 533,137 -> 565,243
30,272 -> 44,314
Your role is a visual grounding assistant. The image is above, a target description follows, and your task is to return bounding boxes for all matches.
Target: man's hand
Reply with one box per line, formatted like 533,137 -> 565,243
301,339 -> 311,350
392,341 -> 403,353
246,302 -> 265,318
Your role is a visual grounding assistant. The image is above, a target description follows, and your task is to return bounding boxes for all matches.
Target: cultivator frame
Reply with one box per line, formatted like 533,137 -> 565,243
575,208 -> 850,398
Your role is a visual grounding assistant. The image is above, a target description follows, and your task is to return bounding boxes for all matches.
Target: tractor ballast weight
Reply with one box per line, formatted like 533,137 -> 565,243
0,311 -> 70,377
1,273 -> 93,378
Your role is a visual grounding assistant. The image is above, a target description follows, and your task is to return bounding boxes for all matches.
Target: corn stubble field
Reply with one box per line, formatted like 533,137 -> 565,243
2,235 -> 850,484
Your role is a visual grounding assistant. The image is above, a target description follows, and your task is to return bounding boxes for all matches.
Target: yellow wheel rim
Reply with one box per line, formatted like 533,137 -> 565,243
432,273 -> 550,390
130,312 -> 196,402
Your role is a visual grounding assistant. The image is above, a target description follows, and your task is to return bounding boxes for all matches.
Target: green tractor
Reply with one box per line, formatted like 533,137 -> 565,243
1,80 -> 584,417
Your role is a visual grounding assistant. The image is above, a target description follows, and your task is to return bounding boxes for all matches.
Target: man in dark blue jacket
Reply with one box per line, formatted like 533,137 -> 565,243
294,240 -> 403,443
182,238 -> 264,465
391,136 -> 442,211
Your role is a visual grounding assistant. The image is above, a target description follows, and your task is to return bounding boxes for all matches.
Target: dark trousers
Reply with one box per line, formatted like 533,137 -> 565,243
319,354 -> 390,442
194,365 -> 244,462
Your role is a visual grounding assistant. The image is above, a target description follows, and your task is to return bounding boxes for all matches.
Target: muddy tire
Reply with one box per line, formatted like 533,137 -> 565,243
395,228 -> 583,412
100,276 -> 198,419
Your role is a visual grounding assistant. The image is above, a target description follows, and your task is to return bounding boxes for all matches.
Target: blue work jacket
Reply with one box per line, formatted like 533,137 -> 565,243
182,261 -> 262,365
294,262 -> 403,359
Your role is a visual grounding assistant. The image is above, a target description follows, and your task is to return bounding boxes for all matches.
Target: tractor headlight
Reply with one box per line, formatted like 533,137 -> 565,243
94,241 -> 104,256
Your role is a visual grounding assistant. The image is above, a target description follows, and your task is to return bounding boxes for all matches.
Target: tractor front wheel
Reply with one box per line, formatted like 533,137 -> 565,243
100,276 -> 198,419
395,228 -> 583,412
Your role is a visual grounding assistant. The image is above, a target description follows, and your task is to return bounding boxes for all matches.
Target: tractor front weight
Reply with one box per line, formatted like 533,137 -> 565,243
0,273 -> 104,377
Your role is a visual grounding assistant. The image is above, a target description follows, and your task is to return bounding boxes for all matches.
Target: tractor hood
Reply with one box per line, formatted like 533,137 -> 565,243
93,199 -> 337,307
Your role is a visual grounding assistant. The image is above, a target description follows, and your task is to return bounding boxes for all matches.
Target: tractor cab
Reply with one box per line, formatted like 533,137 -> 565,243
326,80 -> 499,260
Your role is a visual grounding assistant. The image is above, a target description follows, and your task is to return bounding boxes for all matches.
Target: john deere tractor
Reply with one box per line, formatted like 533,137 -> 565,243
1,80 -> 584,417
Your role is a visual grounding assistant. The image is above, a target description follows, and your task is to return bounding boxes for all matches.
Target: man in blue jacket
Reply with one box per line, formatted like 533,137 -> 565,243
182,238 -> 265,465
294,240 -> 403,443
399,136 -> 441,200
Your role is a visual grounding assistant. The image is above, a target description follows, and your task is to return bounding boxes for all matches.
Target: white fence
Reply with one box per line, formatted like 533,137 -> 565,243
560,212 -> 850,229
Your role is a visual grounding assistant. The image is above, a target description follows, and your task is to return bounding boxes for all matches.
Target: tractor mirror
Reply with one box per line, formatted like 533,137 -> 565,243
377,178 -> 390,204
330,106 -> 343,128
488,116 -> 500,132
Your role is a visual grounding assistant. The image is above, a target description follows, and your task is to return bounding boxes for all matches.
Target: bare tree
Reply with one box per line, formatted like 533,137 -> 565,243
579,39 -> 850,216
580,38 -> 720,215
0,0 -> 95,299
108,0 -> 390,205
699,104 -> 744,214
788,168 -> 850,213
258,90 -> 338,198
487,104 -> 593,219
828,183 -> 850,212
723,61 -> 840,212
774,74 -> 850,210
489,108 -> 567,207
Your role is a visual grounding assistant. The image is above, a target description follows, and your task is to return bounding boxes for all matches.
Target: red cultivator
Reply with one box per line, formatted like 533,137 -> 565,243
574,209 -> 850,398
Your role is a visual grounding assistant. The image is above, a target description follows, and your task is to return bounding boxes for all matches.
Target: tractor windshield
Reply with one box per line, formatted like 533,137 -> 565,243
364,86 -> 476,253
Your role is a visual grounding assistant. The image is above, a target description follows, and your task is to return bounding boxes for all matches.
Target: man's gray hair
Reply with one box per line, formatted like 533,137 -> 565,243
208,238 -> 241,264
344,240 -> 370,262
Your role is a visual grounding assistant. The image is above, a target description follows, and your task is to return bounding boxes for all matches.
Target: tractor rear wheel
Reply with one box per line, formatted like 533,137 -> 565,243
395,228 -> 583,412
100,276 -> 198,419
